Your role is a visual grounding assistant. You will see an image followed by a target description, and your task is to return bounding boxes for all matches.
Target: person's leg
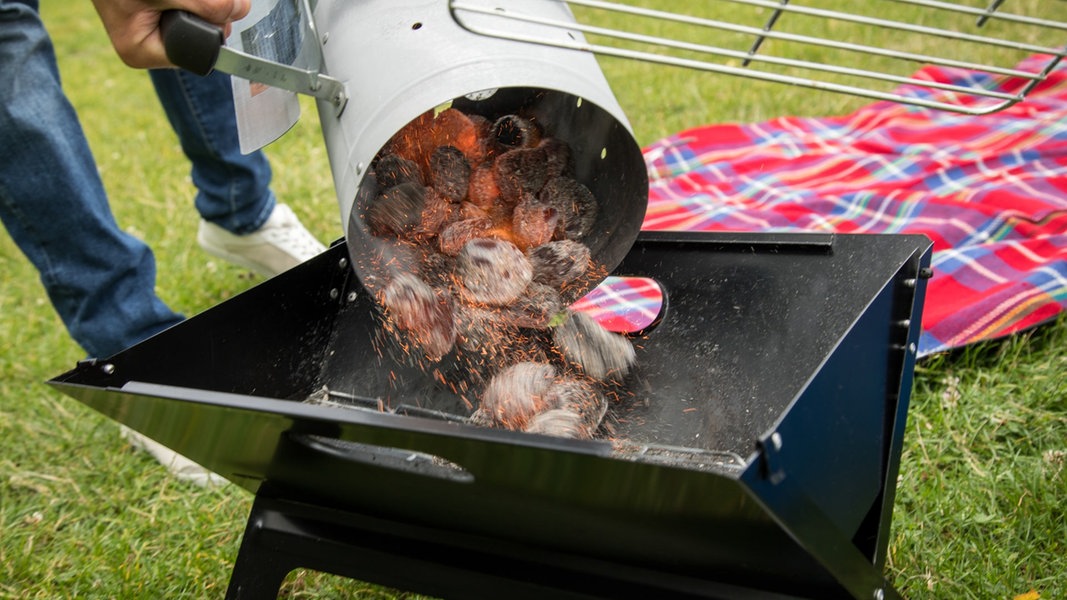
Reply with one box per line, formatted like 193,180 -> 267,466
148,68 -> 325,276
0,0 -> 182,359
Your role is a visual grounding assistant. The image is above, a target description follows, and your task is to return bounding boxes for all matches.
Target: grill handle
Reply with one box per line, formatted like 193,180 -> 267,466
289,432 -> 476,484
159,10 -> 224,76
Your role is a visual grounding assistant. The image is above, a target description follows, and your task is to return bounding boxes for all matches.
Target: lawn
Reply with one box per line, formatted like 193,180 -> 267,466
1,1 -> 1064,599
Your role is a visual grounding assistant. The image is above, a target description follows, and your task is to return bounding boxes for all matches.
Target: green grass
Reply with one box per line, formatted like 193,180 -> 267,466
1,1 -> 1064,598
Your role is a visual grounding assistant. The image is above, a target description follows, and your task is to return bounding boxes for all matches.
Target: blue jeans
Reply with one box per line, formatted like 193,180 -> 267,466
0,0 -> 275,357
149,68 -> 276,235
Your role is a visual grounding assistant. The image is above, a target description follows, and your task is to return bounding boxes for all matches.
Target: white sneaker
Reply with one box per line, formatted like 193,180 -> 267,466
120,426 -> 227,488
197,203 -> 326,277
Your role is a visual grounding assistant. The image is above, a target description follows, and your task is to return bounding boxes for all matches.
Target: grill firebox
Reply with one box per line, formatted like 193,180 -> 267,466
51,230 -> 931,599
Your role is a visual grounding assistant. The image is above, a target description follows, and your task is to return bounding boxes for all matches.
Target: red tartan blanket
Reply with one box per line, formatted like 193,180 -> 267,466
574,53 -> 1067,356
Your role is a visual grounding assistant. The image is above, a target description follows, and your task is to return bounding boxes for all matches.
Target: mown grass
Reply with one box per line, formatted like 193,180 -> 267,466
1,1 -> 1064,598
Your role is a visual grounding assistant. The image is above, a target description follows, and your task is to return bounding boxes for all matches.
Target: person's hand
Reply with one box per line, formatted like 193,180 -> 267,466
90,0 -> 250,69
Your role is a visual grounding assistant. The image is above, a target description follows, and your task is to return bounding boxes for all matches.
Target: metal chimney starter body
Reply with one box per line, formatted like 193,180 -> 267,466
311,0 -> 649,300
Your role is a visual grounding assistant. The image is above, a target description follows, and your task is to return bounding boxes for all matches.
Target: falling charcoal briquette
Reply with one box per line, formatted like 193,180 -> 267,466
527,239 -> 591,288
491,114 -> 541,151
524,408 -> 587,438
538,176 -> 598,240
373,154 -> 423,189
380,273 -> 456,361
366,182 -> 426,237
494,146 -> 549,203
512,196 -> 560,250
455,238 -> 533,306
429,146 -> 471,201
416,187 -> 457,239
543,377 -> 608,436
438,217 -> 495,256
552,310 -> 636,381
480,362 -> 557,429
508,281 -> 563,329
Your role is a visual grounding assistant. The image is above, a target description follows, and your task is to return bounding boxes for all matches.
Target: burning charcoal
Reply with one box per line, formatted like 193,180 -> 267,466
458,201 -> 489,221
455,238 -> 533,306
527,239 -> 591,288
543,377 -> 608,437
432,108 -> 488,167
512,195 -> 560,251
366,182 -> 426,238
552,310 -> 636,381
538,176 -> 598,240
538,137 -> 574,179
380,273 -> 456,361
429,146 -> 471,202
523,408 -> 586,438
508,282 -> 563,329
467,164 -> 501,209
453,304 -> 518,355
373,154 -> 423,189
479,362 -> 557,429
419,250 -> 456,290
438,217 -> 495,256
491,114 -> 542,151
494,147 -> 549,204
416,187 -> 457,239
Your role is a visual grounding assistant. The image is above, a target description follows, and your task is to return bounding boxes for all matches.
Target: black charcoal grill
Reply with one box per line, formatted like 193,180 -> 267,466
51,230 -> 932,599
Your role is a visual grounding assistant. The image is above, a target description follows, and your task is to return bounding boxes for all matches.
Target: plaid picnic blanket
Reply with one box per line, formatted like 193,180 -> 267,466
574,53 -> 1067,356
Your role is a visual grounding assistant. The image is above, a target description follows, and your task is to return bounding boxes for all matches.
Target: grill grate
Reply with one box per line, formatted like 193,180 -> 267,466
450,0 -> 1067,114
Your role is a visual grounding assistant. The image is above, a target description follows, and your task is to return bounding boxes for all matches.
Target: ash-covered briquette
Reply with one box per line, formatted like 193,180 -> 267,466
418,249 -> 456,291
543,377 -> 608,436
508,281 -> 562,330
491,114 -> 541,151
479,361 -> 557,429
380,272 -> 456,361
552,310 -> 636,381
429,146 -> 472,202
511,195 -> 559,250
538,176 -> 598,240
523,408 -> 586,438
455,238 -> 533,306
438,216 -> 495,256
527,239 -> 591,288
373,154 -> 423,189
366,182 -> 426,237
495,146 -> 549,203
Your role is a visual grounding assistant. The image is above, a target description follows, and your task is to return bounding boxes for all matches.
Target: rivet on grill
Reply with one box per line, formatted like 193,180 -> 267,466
770,431 -> 783,451
897,319 -> 911,328
909,343 -> 917,355
338,257 -> 348,269
873,588 -> 885,600
321,32 -> 329,44
903,278 -> 917,288
346,291 -> 358,303
100,363 -> 115,375
329,288 -> 340,299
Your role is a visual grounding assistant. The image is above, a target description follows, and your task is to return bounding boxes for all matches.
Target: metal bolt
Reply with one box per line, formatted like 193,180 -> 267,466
338,257 -> 348,270
903,278 -> 917,288
770,431 -> 783,451
329,288 -> 340,299
873,588 -> 885,600
346,291 -> 358,303
100,363 -> 115,375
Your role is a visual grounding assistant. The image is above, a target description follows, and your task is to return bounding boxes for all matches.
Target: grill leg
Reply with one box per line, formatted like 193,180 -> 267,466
224,496 -> 302,600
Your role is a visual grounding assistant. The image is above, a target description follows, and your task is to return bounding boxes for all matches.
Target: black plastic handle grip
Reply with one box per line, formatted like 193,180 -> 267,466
159,10 -> 224,76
